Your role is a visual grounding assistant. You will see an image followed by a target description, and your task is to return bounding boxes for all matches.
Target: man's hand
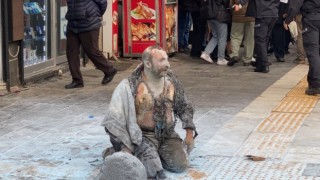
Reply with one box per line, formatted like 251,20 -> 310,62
283,21 -> 289,30
232,4 -> 240,12
184,129 -> 194,154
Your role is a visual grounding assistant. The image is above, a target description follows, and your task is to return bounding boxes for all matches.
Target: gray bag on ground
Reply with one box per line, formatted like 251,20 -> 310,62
97,152 -> 147,180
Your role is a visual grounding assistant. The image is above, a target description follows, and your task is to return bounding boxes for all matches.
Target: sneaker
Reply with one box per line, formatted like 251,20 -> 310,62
200,52 -> 213,64
217,58 -> 228,65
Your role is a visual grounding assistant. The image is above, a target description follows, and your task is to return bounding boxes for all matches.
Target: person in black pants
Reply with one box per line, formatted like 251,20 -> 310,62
182,0 -> 207,58
240,0 -> 280,73
271,2 -> 290,63
284,0 -> 320,95
65,0 -> 117,89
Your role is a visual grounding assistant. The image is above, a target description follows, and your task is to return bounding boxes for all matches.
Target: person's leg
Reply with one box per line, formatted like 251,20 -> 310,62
158,138 -> 188,173
135,134 -> 163,179
79,30 -> 115,76
214,20 -> 228,60
66,30 -> 83,84
253,17 -> 276,72
243,21 -> 255,64
296,14 -> 307,63
302,18 -> 320,94
190,12 -> 206,57
183,12 -> 192,49
271,23 -> 285,62
230,22 -> 245,59
204,20 -> 218,55
178,6 -> 187,51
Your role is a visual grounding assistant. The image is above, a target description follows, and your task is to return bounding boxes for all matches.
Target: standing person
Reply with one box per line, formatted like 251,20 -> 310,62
244,0 -> 280,73
183,0 -> 207,59
284,0 -> 320,95
101,46 -> 197,179
200,0 -> 232,65
227,0 -> 255,66
64,0 -> 117,89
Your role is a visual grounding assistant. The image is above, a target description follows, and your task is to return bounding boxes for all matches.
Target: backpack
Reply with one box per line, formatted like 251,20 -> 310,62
199,0 -> 219,19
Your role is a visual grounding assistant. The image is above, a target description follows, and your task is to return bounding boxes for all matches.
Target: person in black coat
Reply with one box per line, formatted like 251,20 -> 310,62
238,0 -> 280,73
65,0 -> 117,89
182,0 -> 207,58
284,0 -> 320,95
271,2 -> 290,63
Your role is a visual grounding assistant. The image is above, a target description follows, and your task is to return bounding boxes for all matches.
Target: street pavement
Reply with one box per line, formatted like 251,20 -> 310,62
0,47 -> 320,180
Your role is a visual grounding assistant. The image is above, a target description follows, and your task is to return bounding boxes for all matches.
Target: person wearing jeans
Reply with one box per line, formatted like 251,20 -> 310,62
200,19 -> 229,65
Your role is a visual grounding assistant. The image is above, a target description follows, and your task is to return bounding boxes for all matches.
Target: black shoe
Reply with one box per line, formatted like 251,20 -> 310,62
250,61 -> 272,67
102,69 -> 117,85
250,61 -> 257,67
254,66 -> 269,73
65,82 -> 84,89
227,56 -> 239,66
305,87 -> 320,95
276,58 -> 285,62
243,62 -> 250,66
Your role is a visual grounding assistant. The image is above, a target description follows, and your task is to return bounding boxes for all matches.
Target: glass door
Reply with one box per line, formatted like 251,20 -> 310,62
23,0 -> 51,67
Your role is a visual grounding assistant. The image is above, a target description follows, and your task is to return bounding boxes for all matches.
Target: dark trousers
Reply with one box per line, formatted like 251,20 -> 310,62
190,12 -> 207,57
302,16 -> 320,88
254,18 -> 276,67
272,23 -> 286,59
66,29 -> 114,84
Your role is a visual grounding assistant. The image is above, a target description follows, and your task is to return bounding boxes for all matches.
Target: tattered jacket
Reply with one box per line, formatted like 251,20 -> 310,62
101,64 -> 196,152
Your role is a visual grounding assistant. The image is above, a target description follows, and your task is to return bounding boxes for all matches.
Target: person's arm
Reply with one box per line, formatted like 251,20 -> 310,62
94,0 -> 108,16
284,0 -> 304,27
232,0 -> 248,11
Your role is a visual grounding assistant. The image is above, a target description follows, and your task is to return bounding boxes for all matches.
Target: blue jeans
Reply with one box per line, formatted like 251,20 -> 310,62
178,7 -> 192,48
204,19 -> 228,59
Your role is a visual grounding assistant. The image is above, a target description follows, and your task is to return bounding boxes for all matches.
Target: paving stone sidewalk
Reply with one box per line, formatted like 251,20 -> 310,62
1,50 -> 320,179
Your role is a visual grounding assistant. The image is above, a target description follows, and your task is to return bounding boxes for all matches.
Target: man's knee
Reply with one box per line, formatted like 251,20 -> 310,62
159,140 -> 189,172
163,152 -> 188,173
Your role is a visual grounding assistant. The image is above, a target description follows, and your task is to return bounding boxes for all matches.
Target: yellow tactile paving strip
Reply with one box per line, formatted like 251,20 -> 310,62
237,76 -> 320,159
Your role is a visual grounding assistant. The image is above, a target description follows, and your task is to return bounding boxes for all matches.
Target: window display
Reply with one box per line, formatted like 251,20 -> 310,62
23,0 -> 48,67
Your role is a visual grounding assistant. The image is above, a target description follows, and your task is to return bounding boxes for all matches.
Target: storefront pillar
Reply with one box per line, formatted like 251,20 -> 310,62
0,1 -> 6,90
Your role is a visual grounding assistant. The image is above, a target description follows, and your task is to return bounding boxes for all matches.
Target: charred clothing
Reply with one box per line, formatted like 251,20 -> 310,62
102,63 -> 196,178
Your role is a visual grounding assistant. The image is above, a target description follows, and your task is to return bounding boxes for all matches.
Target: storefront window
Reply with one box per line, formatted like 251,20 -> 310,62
23,0 -> 51,67
56,0 -> 67,56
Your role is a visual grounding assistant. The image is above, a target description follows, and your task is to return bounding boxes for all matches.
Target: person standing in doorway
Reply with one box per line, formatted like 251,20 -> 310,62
284,0 -> 320,95
64,0 -> 117,89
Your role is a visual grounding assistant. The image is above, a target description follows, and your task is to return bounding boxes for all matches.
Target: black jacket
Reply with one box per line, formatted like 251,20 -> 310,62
65,0 -> 107,33
180,0 -> 201,12
244,0 -> 280,18
285,0 -> 320,24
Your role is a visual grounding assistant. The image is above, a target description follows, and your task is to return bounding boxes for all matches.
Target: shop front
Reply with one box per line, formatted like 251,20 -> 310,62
23,0 -> 69,78
102,0 -> 178,58
1,0 -> 69,90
